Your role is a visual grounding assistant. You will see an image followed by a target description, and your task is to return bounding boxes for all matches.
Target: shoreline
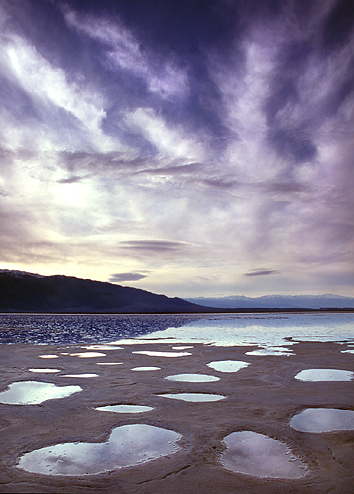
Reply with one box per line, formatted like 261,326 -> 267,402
0,340 -> 353,493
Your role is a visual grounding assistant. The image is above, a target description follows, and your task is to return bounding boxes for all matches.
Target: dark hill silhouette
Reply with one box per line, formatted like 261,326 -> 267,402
0,270 -> 205,313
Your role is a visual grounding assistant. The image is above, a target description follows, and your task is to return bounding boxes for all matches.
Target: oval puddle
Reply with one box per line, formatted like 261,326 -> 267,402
95,404 -> 154,414
295,369 -> 354,381
220,431 -> 307,478
290,408 -> 354,432
0,381 -> 82,405
158,393 -> 225,402
207,361 -> 249,373
131,367 -> 161,371
61,374 -> 99,378
28,369 -> 60,373
17,424 -> 182,475
132,351 -> 192,357
165,374 -> 219,382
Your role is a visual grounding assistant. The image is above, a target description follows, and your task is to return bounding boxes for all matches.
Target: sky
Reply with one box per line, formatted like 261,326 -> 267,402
0,0 -> 353,298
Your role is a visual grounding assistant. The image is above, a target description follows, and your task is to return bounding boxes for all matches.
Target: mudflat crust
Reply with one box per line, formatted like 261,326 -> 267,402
0,340 -> 353,493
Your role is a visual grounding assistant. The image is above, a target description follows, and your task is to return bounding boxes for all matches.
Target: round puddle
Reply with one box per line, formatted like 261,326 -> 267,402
220,431 -> 307,478
0,381 -> 82,405
95,404 -> 154,413
295,369 -> 354,381
207,360 -> 249,373
158,393 -> 226,402
132,367 -> 161,371
17,424 -> 182,475
132,351 -> 192,357
165,373 -> 219,382
290,408 -> 354,432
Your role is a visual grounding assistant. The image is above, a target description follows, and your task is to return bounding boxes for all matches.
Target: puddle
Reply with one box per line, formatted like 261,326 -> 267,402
69,352 -> 107,358
290,408 -> 354,432
17,424 -> 182,475
61,374 -> 98,378
0,381 -> 82,405
220,431 -> 307,478
245,347 -> 293,356
158,393 -> 226,402
131,367 -> 161,371
207,360 -> 249,373
29,369 -> 60,373
96,362 -> 123,366
165,373 -> 219,382
342,350 -> 354,354
172,346 -> 193,350
295,369 -> 354,381
132,351 -> 192,357
82,345 -> 123,351
95,404 -> 154,413
39,355 -> 58,359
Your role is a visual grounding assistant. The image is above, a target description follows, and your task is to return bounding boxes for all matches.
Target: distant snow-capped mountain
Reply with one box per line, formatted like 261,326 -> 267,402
186,294 -> 354,309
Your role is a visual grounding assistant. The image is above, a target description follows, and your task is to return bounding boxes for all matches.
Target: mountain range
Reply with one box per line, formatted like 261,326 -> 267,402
0,270 -> 353,313
0,270 -> 203,313
186,294 -> 354,309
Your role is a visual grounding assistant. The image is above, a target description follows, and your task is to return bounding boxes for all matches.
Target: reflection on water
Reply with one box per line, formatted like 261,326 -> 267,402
82,345 -> 123,350
158,393 -> 225,402
39,355 -> 58,359
69,352 -> 106,358
132,351 -> 192,357
290,408 -> 354,432
131,367 -> 161,371
165,373 -> 219,382
295,369 -> 354,381
61,374 -> 98,378
221,431 -> 307,478
207,360 -> 249,373
17,424 -> 182,475
96,362 -> 123,365
0,381 -> 82,405
245,347 -> 293,356
29,369 -> 60,373
95,404 -> 154,413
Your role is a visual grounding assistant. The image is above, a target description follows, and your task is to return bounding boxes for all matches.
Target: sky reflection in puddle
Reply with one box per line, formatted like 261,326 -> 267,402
221,431 -> 307,478
165,373 -> 219,382
132,351 -> 192,357
158,393 -> 225,402
295,369 -> 354,381
29,369 -> 60,373
131,367 -> 161,371
95,404 -> 154,413
69,352 -> 107,358
290,408 -> 354,432
96,362 -> 123,366
39,355 -> 58,359
245,347 -> 293,356
0,381 -> 82,405
61,374 -> 98,378
17,424 -> 182,475
207,360 -> 249,373
82,345 -> 123,351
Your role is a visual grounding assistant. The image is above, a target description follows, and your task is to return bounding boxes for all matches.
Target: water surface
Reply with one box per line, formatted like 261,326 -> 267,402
158,393 -> 225,402
17,424 -> 182,475
290,408 -> 354,432
207,360 -> 249,373
295,369 -> 354,381
0,381 -> 82,405
221,431 -> 307,478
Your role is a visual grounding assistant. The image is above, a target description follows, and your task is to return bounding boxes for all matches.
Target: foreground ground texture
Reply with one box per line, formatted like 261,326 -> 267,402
0,340 -> 353,494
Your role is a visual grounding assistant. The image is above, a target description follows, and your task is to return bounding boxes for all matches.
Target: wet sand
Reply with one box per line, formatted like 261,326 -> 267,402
0,340 -> 353,493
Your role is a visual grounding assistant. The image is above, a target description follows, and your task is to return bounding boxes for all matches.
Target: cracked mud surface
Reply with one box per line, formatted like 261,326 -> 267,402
0,340 -> 353,493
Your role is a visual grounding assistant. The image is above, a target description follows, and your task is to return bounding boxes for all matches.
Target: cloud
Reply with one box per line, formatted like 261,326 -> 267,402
244,269 -> 280,277
63,7 -> 189,100
109,272 -> 148,283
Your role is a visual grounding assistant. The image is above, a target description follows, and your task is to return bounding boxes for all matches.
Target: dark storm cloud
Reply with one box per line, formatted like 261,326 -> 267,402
109,272 -> 148,282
